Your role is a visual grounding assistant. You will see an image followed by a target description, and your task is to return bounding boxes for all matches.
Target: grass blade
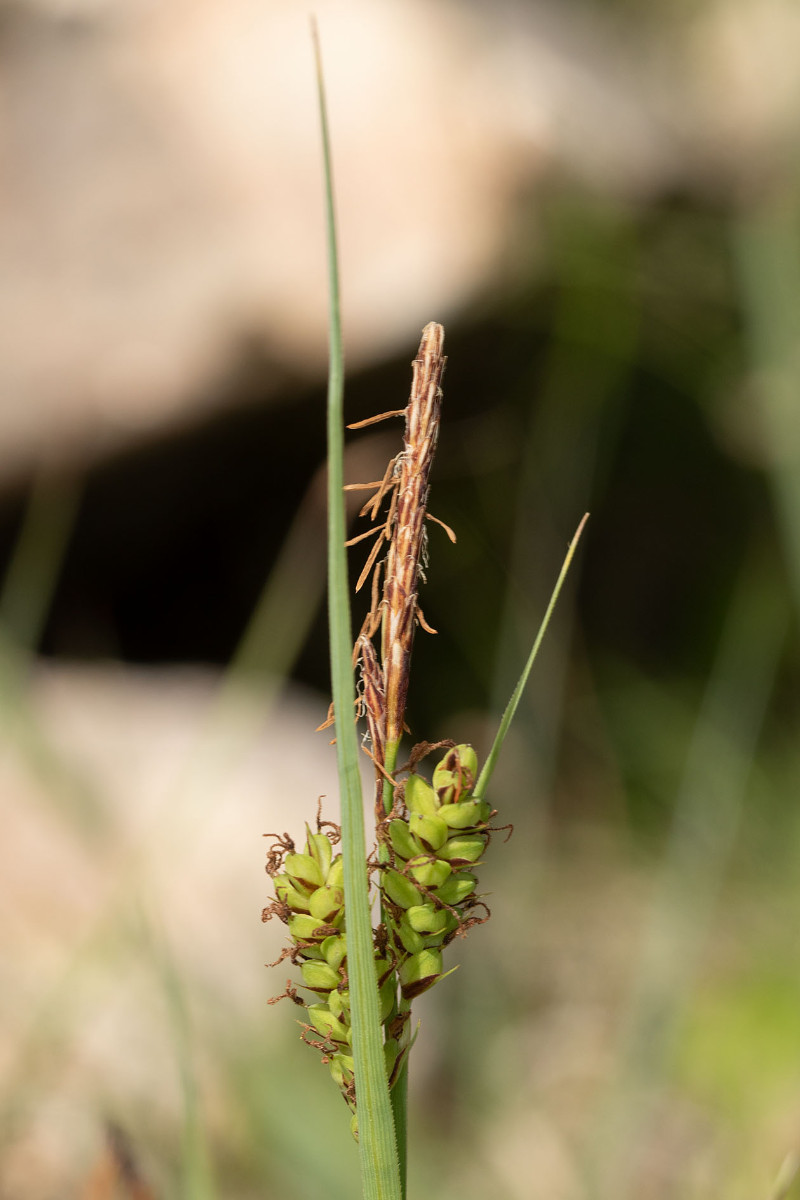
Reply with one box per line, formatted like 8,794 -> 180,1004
475,512 -> 588,799
312,22 -> 401,1200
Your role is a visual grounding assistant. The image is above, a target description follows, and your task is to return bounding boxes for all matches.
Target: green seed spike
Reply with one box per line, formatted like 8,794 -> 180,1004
404,774 -> 440,816
399,948 -> 443,999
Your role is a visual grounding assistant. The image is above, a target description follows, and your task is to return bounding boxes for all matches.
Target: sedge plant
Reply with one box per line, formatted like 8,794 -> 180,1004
261,26 -> 587,1200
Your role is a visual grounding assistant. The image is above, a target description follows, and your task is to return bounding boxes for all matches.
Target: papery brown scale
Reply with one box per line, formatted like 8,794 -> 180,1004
381,323 -> 446,747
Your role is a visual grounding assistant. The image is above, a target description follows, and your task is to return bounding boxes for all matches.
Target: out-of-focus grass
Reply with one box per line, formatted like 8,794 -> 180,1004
3,177 -> 800,1199
387,185 -> 800,1198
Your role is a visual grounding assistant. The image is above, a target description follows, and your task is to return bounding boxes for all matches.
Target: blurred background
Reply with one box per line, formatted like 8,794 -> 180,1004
2,0 -> 800,1197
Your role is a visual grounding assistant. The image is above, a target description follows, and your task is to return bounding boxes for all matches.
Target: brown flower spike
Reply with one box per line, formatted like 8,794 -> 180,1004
346,322 -> 453,796
379,322 -> 447,746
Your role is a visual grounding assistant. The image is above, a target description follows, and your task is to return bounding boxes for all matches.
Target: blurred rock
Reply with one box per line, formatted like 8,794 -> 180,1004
685,0 -> 800,186
0,661 -> 348,1197
0,0 -> 549,476
8,0 -> 786,479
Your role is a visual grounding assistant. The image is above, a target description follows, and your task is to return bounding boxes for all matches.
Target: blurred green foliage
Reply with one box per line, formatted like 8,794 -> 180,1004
4,91 -> 800,1200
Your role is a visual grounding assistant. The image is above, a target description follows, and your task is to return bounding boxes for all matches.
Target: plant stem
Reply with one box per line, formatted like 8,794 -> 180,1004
312,21 -> 401,1199
475,512 -> 589,799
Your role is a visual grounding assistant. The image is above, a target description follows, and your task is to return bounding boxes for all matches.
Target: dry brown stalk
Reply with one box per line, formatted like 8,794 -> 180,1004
345,323 -> 448,809
358,632 -> 386,779
381,321 -> 446,747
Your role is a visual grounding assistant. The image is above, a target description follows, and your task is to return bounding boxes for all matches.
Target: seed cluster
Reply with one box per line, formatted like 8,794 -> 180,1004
381,743 -> 492,1004
262,743 -> 494,1123
263,822 -> 394,1115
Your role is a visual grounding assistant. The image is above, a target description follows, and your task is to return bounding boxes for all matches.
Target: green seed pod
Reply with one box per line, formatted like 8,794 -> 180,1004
288,912 -> 331,943
388,1044 -> 408,1089
373,956 -> 395,987
408,811 -> 449,853
433,744 -> 478,805
406,903 -> 450,936
327,989 -> 349,1020
306,1004 -> 349,1045
439,799 -> 490,830
382,868 -> 424,909
295,943 -> 325,961
408,854 -> 451,889
327,856 -> 344,888
379,975 -> 397,1022
383,1037 -> 400,1081
304,828 -> 333,879
329,1051 -> 355,1089
418,909 -> 459,946
309,884 -> 345,922
405,774 -> 440,816
476,798 -> 493,823
284,852 -> 325,894
296,945 -> 323,964
393,917 -> 425,956
434,870 -> 477,905
273,875 -> 313,912
388,818 -> 420,862
399,948 -> 443,999
321,933 -> 347,971
301,960 -> 341,993
438,833 -> 487,865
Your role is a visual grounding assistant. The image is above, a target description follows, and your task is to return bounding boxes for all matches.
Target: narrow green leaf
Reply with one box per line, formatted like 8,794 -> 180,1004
0,467 -> 80,654
475,513 -> 589,799
149,921 -> 218,1200
312,21 -> 401,1200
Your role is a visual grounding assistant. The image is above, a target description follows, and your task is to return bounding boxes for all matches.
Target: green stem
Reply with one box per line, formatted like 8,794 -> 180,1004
476,513 -> 589,800
390,1058 -> 409,1200
381,736 -> 401,818
379,733 -> 408,1196
312,21 -> 401,1199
